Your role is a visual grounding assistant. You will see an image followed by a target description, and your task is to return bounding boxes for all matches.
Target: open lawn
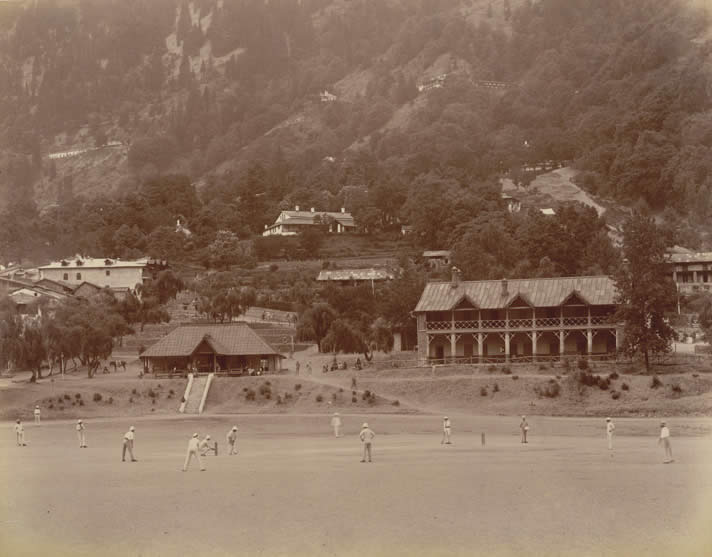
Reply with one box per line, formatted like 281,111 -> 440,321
2,414 -> 712,557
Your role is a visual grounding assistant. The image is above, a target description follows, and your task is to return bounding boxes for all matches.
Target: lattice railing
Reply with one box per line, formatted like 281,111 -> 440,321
535,317 -> 560,327
509,318 -> 533,328
426,321 -> 451,330
481,319 -> 506,328
563,316 -> 589,326
454,320 -> 478,329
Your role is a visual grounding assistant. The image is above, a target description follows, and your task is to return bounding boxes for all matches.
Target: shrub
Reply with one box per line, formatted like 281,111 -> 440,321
352,396 -> 357,403
75,393 -> 82,399
577,358 -> 589,370
265,381 -> 271,386
562,358 -> 571,371
493,383 -> 500,393
79,400 -> 84,406
48,403 -> 54,409
608,372 -> 619,380
71,401 -> 76,406
671,383 -> 682,394
59,406 -> 64,411
367,392 -> 376,404
108,397 -> 114,404
316,394 -> 324,402
339,388 -> 344,393
362,390 -> 372,401
245,389 -> 256,401
242,387 -> 248,392
621,382 -> 630,391
147,389 -> 157,399
488,365 -> 498,373
169,389 -> 175,395
269,263 -> 279,272
284,392 -> 293,401
501,366 -> 512,375
259,383 -> 271,396
157,383 -> 162,389
276,395 -> 283,405
599,378 -> 610,391
352,390 -> 357,396
535,381 -> 561,398
480,386 -> 488,396
264,391 -> 272,400
93,393 -> 102,402
63,394 -> 70,400
131,388 -> 138,396
294,384 -> 302,391
650,376 -> 663,389
128,397 -> 133,403
611,391 -> 621,400
152,398 -> 156,404
538,364 -> 547,371
392,400 -> 400,406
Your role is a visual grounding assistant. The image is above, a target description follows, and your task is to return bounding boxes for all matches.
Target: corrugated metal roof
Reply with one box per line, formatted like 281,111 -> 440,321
667,252 -> 712,264
141,323 -> 284,358
423,250 -> 451,258
317,269 -> 394,281
414,276 -> 617,312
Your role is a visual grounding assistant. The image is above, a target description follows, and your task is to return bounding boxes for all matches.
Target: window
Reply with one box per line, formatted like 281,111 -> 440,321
63,273 -> 68,281
76,273 -> 82,280
106,270 -> 111,276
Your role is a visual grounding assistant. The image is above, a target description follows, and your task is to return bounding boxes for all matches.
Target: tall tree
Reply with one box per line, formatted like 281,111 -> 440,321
613,213 -> 676,371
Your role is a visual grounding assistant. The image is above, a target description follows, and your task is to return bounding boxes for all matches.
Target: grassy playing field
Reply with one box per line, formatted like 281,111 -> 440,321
2,414 -> 712,557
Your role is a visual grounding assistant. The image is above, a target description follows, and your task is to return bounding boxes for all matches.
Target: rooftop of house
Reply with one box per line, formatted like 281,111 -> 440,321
422,250 -> 451,258
317,268 -> 394,282
39,256 -> 166,270
267,207 -> 355,227
414,275 -> 616,312
667,252 -> 712,264
140,323 -> 285,359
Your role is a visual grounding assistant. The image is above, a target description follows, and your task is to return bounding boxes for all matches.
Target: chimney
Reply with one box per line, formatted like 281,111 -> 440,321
501,278 -> 509,298
451,266 -> 460,289
264,224 -> 268,229
341,207 -> 346,213
295,205 -> 300,211
310,207 -> 315,212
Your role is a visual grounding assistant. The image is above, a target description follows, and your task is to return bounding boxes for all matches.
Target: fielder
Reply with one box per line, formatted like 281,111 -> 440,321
183,433 -> 206,471
606,417 -> 615,450
659,421 -> 674,463
199,435 -> 215,456
227,426 -> 238,455
15,419 -> 26,446
77,419 -> 87,448
359,422 -> 375,463
441,416 -> 452,444
122,426 -> 137,462
331,413 -> 342,437
34,405 -> 41,424
520,416 -> 529,443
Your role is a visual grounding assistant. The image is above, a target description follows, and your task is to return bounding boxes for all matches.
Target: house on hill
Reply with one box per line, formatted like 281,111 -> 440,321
38,256 -> 168,292
422,250 -> 451,270
140,323 -> 285,374
414,271 -> 620,365
317,268 -> 395,287
667,251 -> 712,294
262,206 -> 355,236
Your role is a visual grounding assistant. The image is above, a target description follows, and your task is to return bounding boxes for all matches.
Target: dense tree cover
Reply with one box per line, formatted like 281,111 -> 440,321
614,213 -> 677,371
2,0 -> 711,262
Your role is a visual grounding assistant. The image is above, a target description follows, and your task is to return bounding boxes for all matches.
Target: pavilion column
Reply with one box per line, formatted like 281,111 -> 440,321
559,331 -> 565,360
450,333 -> 457,363
532,332 -> 538,363
504,332 -> 511,363
477,332 -> 484,362
587,330 -> 593,356
615,328 -> 621,351
693,270 -> 698,283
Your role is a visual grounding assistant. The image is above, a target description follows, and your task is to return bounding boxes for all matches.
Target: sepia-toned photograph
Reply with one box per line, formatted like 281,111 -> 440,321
1,0 -> 712,555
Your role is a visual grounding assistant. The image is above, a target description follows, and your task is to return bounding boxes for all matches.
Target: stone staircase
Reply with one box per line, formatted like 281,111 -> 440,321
183,374 -> 209,414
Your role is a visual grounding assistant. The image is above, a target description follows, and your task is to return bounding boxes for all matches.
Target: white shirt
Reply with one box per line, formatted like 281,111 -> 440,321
34,408 -> 40,416
15,423 -> 23,433
331,416 -> 342,427
227,431 -> 237,443
443,419 -> 451,430
188,437 -> 200,451
124,431 -> 135,441
359,428 -> 375,443
606,422 -> 615,434
77,423 -> 85,431
660,426 -> 670,439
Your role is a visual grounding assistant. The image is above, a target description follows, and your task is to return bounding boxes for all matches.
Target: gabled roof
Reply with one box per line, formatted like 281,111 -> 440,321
414,276 -> 616,312
35,278 -> 75,294
317,269 -> 394,281
141,323 -> 285,358
269,210 -> 355,228
422,250 -> 451,258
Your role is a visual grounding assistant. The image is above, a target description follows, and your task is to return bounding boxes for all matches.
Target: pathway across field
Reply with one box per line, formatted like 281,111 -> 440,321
2,414 -> 712,557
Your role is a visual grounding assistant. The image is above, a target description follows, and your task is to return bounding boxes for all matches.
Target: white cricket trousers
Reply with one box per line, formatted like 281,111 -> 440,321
183,449 -> 205,471
78,431 -> 87,447
333,425 -> 340,437
607,432 -> 613,450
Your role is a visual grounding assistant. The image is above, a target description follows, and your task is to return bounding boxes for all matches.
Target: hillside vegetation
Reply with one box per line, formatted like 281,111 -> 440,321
1,0 -> 712,267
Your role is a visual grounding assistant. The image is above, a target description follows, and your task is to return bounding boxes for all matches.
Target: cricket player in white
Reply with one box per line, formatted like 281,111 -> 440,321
15,420 -> 26,446
659,421 -> 673,463
520,416 -> 529,443
331,413 -> 342,437
227,426 -> 238,455
199,435 -> 212,456
606,417 -> 615,450
34,405 -> 41,424
183,433 -> 206,471
122,426 -> 137,462
77,419 -> 87,448
441,416 -> 452,444
359,423 -> 375,463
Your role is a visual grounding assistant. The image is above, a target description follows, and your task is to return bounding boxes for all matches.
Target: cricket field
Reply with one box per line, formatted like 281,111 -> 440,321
2,414 -> 712,557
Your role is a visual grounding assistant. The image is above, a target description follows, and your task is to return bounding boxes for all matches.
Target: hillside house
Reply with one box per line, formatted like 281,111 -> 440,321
38,257 -> 168,291
667,251 -> 712,294
317,268 -> 395,287
140,323 -> 285,374
501,192 -> 521,213
320,90 -> 337,102
414,272 -> 620,365
262,206 -> 355,236
422,250 -> 451,270
417,74 -> 446,92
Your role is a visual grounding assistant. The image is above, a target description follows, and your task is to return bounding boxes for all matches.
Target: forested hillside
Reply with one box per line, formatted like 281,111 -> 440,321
1,0 -> 711,270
